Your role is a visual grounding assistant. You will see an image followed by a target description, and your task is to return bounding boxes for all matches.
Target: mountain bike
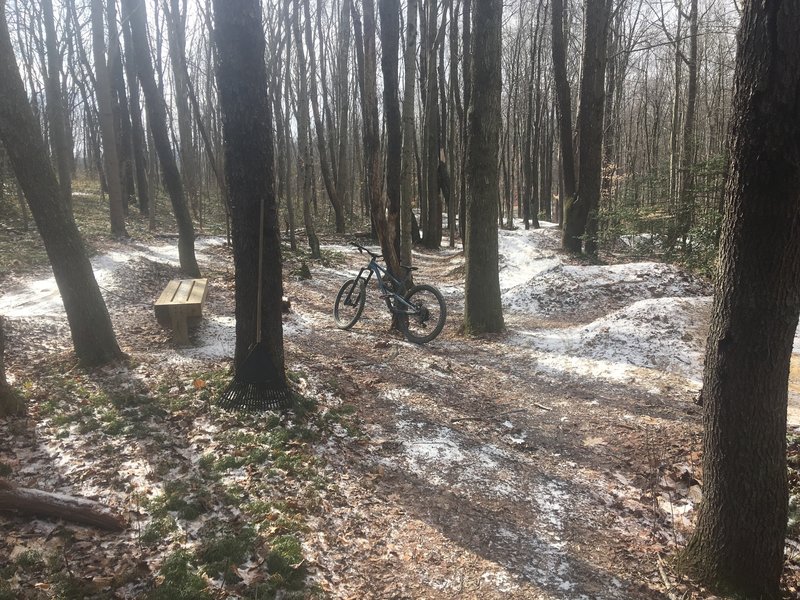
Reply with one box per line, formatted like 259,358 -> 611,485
333,243 -> 447,344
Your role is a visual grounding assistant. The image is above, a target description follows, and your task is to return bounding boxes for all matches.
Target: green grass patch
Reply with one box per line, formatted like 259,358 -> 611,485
146,480 -> 209,522
147,550 -> 212,600
141,515 -> 178,546
200,526 -> 257,583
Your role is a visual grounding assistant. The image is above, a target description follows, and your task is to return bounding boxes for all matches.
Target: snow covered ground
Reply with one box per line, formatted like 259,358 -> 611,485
2,222 -> 799,422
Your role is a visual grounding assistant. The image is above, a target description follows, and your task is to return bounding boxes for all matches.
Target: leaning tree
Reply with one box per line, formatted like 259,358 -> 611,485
0,1 -> 122,367
678,1 -> 800,597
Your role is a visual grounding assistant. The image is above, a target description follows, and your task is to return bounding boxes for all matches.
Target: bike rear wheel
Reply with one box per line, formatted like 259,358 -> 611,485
334,278 -> 366,330
401,284 -> 446,344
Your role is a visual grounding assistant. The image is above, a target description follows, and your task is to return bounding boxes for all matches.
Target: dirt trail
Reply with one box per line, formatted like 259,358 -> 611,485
280,231 -> 706,598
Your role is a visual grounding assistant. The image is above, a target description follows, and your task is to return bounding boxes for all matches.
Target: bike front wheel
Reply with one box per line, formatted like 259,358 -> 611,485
334,278 -> 366,330
401,284 -> 447,344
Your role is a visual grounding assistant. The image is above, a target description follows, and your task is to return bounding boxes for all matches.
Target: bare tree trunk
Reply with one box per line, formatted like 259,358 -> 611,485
676,0 -> 699,248
459,0 -> 470,242
379,0 -> 402,265
463,0 -> 503,334
302,0 -> 346,233
91,0 -> 127,237
563,0 -> 611,255
165,0 -> 199,221
213,0 -> 286,382
678,2 -> 800,596
359,0 -> 400,274
41,0 -> 72,210
0,4 -> 122,366
291,0 -> 320,258
400,0 -> 418,267
107,0 -> 135,211
551,0 -> 575,238
334,0 -> 352,224
422,0 -> 441,249
122,0 -> 200,276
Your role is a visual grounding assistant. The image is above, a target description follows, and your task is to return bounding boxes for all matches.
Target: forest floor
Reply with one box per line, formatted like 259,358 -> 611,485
1,207 -> 800,599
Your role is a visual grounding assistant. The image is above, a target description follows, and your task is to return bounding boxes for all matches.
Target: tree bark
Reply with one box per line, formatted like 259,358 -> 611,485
676,0 -> 699,247
358,0 -> 400,275
551,0 -> 576,242
290,0 -> 321,259
0,4 -> 122,366
678,2 -> 800,597
107,0 -> 135,211
165,0 -> 199,221
400,0 -> 418,268
121,15 -> 150,215
213,0 -> 286,381
122,0 -> 200,277
564,0 -> 611,255
422,0 -> 441,249
379,0 -> 402,265
463,0 -> 503,334
564,0 -> 611,256
91,0 -> 127,237
41,0 -> 72,211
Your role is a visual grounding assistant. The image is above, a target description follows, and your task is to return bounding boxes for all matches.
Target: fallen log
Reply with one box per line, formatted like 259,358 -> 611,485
0,479 -> 126,531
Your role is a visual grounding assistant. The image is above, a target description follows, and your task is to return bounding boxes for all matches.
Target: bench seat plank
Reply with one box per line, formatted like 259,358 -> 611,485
154,278 -> 209,343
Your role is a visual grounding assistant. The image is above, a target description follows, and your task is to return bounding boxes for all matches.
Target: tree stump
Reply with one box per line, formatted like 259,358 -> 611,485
0,317 -> 22,417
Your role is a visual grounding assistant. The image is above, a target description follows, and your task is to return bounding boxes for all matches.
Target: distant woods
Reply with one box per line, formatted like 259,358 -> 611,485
0,0 -> 737,269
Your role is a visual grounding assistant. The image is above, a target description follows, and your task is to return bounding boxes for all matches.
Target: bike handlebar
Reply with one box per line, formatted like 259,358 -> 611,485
352,242 -> 382,260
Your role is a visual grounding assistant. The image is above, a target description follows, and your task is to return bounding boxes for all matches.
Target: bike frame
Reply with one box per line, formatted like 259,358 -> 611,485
349,257 -> 418,315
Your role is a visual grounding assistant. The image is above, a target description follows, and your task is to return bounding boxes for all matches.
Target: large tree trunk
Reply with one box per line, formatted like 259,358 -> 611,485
564,0 -> 611,255
91,0 -> 127,237
213,0 -> 286,382
400,0 -> 418,268
463,0 -> 503,334
551,0 -> 576,240
422,0 -> 441,249
122,0 -> 200,277
41,0 -> 72,210
0,5 -> 122,366
678,2 -> 800,597
358,0 -> 400,275
564,0 -> 611,256
379,0 -> 402,265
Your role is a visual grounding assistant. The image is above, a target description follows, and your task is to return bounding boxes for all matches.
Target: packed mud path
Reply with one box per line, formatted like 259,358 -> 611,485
1,222 -> 799,598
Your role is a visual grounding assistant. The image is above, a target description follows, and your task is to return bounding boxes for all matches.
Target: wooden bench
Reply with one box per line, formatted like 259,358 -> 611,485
154,278 -> 209,345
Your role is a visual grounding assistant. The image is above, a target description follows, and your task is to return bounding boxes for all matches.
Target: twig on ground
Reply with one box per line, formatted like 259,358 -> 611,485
533,402 -> 553,411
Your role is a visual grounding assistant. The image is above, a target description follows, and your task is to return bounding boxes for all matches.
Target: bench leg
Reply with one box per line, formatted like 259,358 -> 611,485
171,312 -> 189,345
